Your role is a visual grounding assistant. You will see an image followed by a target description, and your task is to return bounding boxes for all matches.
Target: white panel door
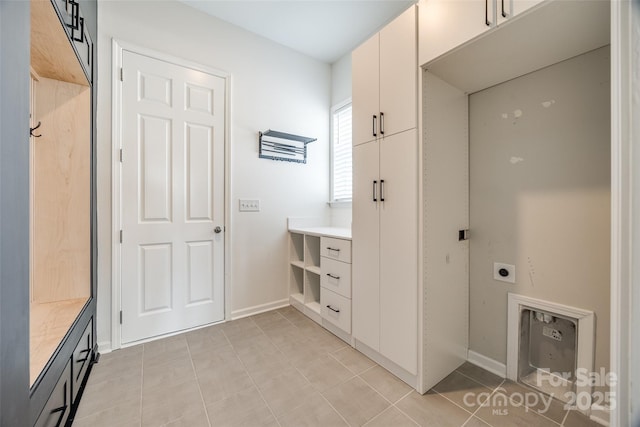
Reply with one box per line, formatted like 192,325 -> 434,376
379,130 -> 418,374
379,6 -> 417,138
352,34 -> 380,146
121,50 -> 225,344
352,140 -> 381,350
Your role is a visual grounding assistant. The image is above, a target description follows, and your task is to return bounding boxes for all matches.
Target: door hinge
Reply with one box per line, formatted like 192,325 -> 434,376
119,148 -> 123,162
119,229 -> 123,243
119,310 -> 123,324
458,229 -> 470,241
120,67 -> 124,82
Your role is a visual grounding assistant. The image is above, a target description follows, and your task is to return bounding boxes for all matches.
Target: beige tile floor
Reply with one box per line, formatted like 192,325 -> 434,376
73,306 -> 600,427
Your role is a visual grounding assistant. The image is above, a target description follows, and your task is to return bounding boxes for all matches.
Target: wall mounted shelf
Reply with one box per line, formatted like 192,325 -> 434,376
259,129 -> 316,164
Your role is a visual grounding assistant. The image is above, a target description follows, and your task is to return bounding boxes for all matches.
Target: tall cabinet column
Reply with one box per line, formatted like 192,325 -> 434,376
352,5 -> 419,379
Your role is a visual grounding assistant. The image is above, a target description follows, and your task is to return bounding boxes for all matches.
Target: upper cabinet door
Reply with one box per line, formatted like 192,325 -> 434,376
379,6 -> 417,139
352,34 -> 380,146
496,0 -> 546,25
418,0 -> 495,66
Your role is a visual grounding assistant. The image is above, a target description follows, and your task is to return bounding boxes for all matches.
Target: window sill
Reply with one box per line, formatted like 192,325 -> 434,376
328,200 -> 352,208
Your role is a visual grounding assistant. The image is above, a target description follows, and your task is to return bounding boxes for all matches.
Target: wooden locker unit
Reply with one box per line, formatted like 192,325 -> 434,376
24,0 -> 98,426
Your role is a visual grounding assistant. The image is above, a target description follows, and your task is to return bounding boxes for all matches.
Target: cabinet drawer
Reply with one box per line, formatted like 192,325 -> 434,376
320,237 -> 351,263
321,288 -> 351,334
321,257 -> 352,298
72,318 -> 93,403
35,360 -> 71,427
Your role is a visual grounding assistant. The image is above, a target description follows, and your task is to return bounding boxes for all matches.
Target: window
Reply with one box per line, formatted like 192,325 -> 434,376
331,101 -> 352,202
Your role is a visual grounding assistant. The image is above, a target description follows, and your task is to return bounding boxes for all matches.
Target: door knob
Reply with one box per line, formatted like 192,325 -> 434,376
214,226 -> 222,234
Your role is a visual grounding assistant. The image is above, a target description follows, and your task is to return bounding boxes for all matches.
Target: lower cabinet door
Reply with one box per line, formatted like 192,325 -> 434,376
320,257 -> 352,299
35,360 -> 71,427
321,288 -> 352,334
72,318 -> 93,403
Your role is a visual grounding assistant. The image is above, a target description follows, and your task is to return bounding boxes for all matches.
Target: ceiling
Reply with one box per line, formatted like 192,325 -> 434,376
177,0 -> 415,64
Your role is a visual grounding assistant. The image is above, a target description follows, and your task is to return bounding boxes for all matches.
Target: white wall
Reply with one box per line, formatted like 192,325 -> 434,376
96,0 -> 331,348
331,53 -> 352,107
468,47 -> 610,380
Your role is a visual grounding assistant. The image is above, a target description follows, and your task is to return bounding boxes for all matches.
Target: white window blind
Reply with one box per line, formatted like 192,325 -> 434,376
332,103 -> 352,202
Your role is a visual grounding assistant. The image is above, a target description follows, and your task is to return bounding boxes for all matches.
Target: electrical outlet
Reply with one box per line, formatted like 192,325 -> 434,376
494,262 -> 515,283
239,199 -> 260,212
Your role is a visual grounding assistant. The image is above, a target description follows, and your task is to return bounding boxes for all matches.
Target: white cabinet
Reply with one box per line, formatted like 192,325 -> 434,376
418,0 -> 546,66
419,0 -> 493,66
289,229 -> 353,340
352,129 -> 418,375
352,140 -> 381,350
321,236 -> 352,264
498,0 -> 546,24
352,6 -> 417,146
320,239 -> 353,337
288,232 -> 322,323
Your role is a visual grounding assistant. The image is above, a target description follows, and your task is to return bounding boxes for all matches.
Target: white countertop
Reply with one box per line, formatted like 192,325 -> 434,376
288,226 -> 351,240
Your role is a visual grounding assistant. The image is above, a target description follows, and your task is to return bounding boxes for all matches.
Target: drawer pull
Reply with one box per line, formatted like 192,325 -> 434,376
326,305 -> 340,313
51,381 -> 68,427
76,349 -> 90,363
326,273 -> 340,280
327,247 -> 340,252
51,404 -> 68,427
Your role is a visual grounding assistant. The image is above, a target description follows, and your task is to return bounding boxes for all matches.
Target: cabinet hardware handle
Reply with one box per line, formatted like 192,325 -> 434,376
372,115 -> 377,137
67,0 -> 80,31
326,305 -> 340,313
485,0 -> 491,26
73,16 -> 85,43
380,112 -> 385,135
76,348 -> 91,363
327,247 -> 341,252
373,180 -> 378,202
380,179 -> 385,202
51,382 -> 68,427
51,404 -> 68,427
326,273 -> 340,280
501,0 -> 507,18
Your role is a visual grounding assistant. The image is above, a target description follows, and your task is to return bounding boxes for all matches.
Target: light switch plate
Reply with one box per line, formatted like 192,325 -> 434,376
494,262 -> 515,283
239,199 -> 260,212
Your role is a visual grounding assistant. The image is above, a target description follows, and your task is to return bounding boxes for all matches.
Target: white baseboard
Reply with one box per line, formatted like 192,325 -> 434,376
231,299 -> 289,320
97,341 -> 113,354
467,350 -> 507,378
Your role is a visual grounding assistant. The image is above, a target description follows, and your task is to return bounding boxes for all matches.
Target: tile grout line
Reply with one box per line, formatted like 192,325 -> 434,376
326,347 -> 375,377
454,368 -> 506,391
430,383 -> 485,418
460,379 -> 508,427
315,389 -> 356,427
257,311 -> 359,426
386,390 -> 422,427
185,336 -> 212,427
223,328 -> 284,427
504,386 -> 563,426
560,406 -> 570,426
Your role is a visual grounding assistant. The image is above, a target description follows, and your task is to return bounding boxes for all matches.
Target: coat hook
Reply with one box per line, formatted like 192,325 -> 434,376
30,121 -> 42,138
